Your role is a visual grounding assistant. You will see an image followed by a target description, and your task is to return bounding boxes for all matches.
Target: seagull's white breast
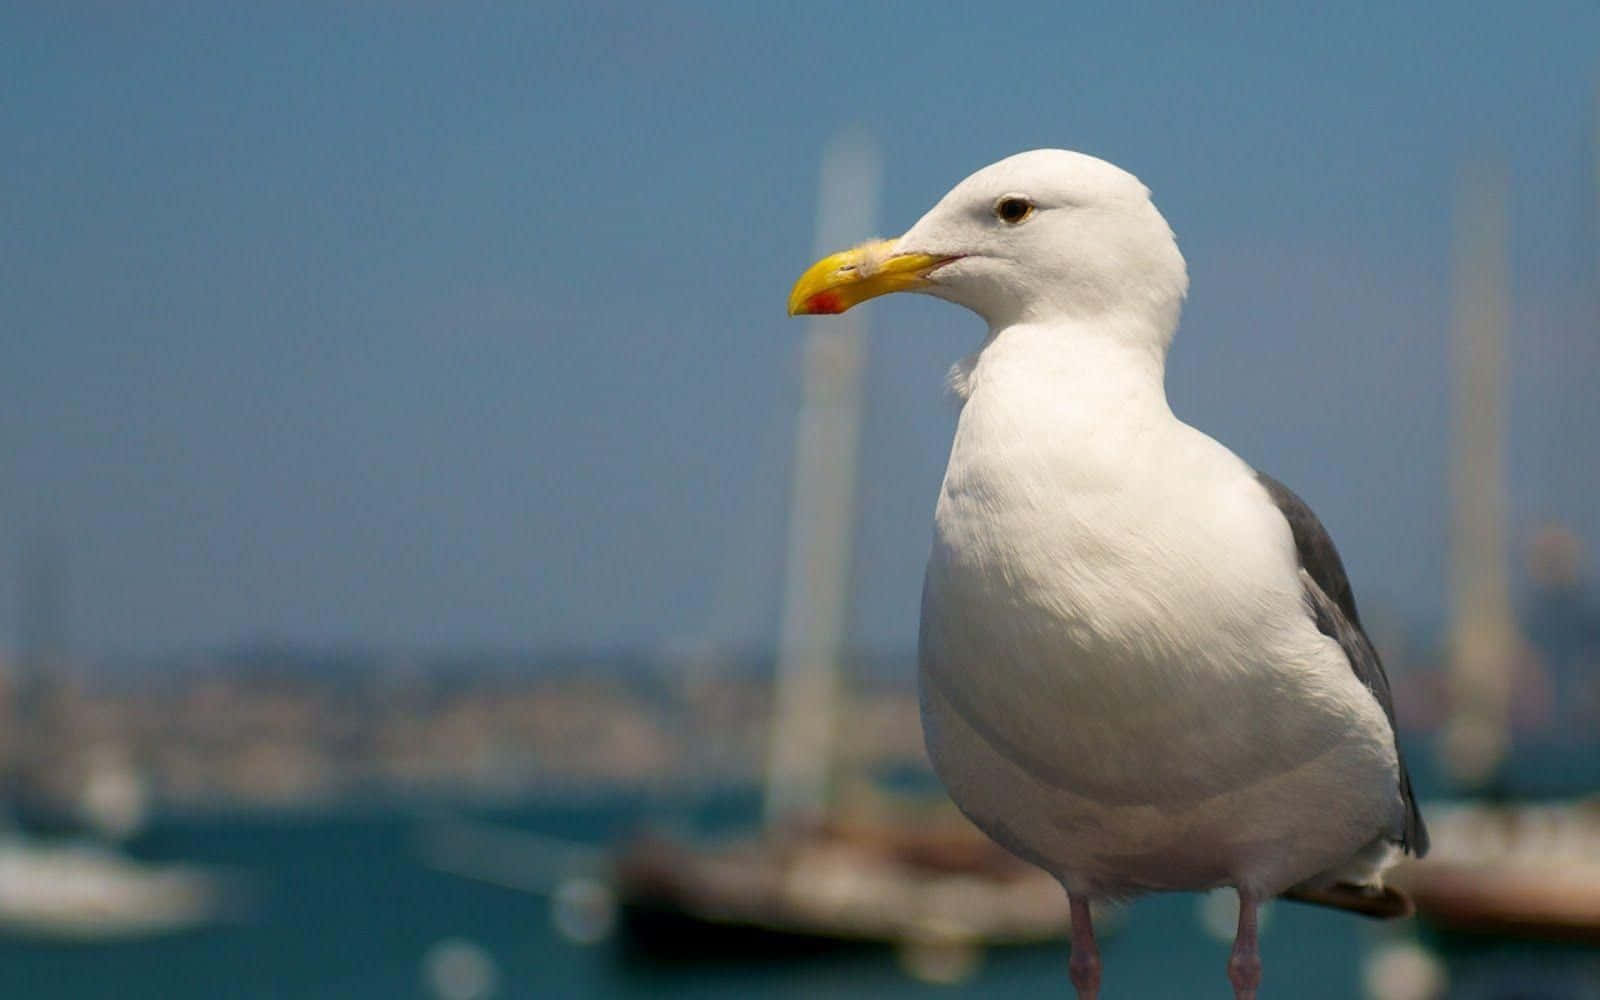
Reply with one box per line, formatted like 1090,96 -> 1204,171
917,328 -> 1399,898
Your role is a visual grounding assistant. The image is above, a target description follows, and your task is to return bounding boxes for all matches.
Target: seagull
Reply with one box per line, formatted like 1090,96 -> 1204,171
787,150 -> 1427,1000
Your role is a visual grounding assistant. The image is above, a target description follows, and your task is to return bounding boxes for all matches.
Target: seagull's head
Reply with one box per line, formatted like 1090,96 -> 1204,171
789,149 -> 1188,337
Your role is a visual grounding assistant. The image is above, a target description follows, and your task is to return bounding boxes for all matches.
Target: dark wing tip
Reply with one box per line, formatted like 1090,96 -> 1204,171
1404,790 -> 1430,858
1282,883 -> 1416,920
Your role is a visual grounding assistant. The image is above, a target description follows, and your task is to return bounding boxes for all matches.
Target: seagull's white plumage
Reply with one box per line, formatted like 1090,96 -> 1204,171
789,149 -> 1426,999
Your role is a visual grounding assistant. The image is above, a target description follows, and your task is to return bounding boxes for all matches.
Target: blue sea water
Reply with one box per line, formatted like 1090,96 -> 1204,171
6,729 -> 1600,999
0,791 -> 1393,999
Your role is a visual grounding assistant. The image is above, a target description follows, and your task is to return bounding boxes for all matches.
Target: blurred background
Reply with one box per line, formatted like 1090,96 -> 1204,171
3,3 -> 1598,997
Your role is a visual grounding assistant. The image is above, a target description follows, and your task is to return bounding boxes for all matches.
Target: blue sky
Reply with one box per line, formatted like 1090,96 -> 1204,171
3,3 -> 1598,657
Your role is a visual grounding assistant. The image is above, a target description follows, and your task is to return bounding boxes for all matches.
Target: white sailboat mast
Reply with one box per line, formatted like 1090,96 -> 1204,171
1442,164 -> 1520,788
764,131 -> 881,826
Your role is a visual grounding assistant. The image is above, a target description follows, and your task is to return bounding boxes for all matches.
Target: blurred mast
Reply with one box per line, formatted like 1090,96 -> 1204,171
3,533 -> 65,825
16,533 -> 67,701
12,534 -> 66,751
764,130 -> 880,826
1441,164 -> 1520,788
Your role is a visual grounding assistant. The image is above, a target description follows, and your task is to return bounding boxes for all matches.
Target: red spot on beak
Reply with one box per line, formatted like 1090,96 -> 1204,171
805,291 -> 845,314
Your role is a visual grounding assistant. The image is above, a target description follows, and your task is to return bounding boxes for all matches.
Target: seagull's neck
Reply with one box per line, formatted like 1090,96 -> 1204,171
964,315 -> 1174,430
940,314 -> 1181,536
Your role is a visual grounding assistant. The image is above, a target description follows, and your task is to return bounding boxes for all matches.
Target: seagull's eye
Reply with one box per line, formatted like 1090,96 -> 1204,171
994,196 -> 1035,225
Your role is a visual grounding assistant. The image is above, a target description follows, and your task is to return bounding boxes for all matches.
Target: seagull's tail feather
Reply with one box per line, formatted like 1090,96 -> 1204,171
1280,883 -> 1414,919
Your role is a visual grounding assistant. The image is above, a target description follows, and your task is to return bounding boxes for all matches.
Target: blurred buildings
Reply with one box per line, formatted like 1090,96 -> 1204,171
0,648 -> 929,822
1520,524 -> 1600,743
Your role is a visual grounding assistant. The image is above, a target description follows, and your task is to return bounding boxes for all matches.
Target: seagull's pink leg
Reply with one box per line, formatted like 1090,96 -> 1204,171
1227,891 -> 1263,1000
1068,894 -> 1101,999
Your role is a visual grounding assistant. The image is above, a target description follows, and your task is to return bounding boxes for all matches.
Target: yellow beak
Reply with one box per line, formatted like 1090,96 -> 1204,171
787,239 -> 953,316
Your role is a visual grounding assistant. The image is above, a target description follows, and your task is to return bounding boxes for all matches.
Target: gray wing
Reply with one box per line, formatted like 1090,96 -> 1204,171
1256,472 -> 1429,857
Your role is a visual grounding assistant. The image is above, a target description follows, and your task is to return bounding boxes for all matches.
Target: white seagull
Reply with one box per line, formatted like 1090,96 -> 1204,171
788,150 -> 1427,1000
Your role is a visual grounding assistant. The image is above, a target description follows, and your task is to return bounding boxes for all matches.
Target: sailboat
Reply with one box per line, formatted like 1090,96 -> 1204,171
0,544 -> 226,940
415,132 -> 1076,982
